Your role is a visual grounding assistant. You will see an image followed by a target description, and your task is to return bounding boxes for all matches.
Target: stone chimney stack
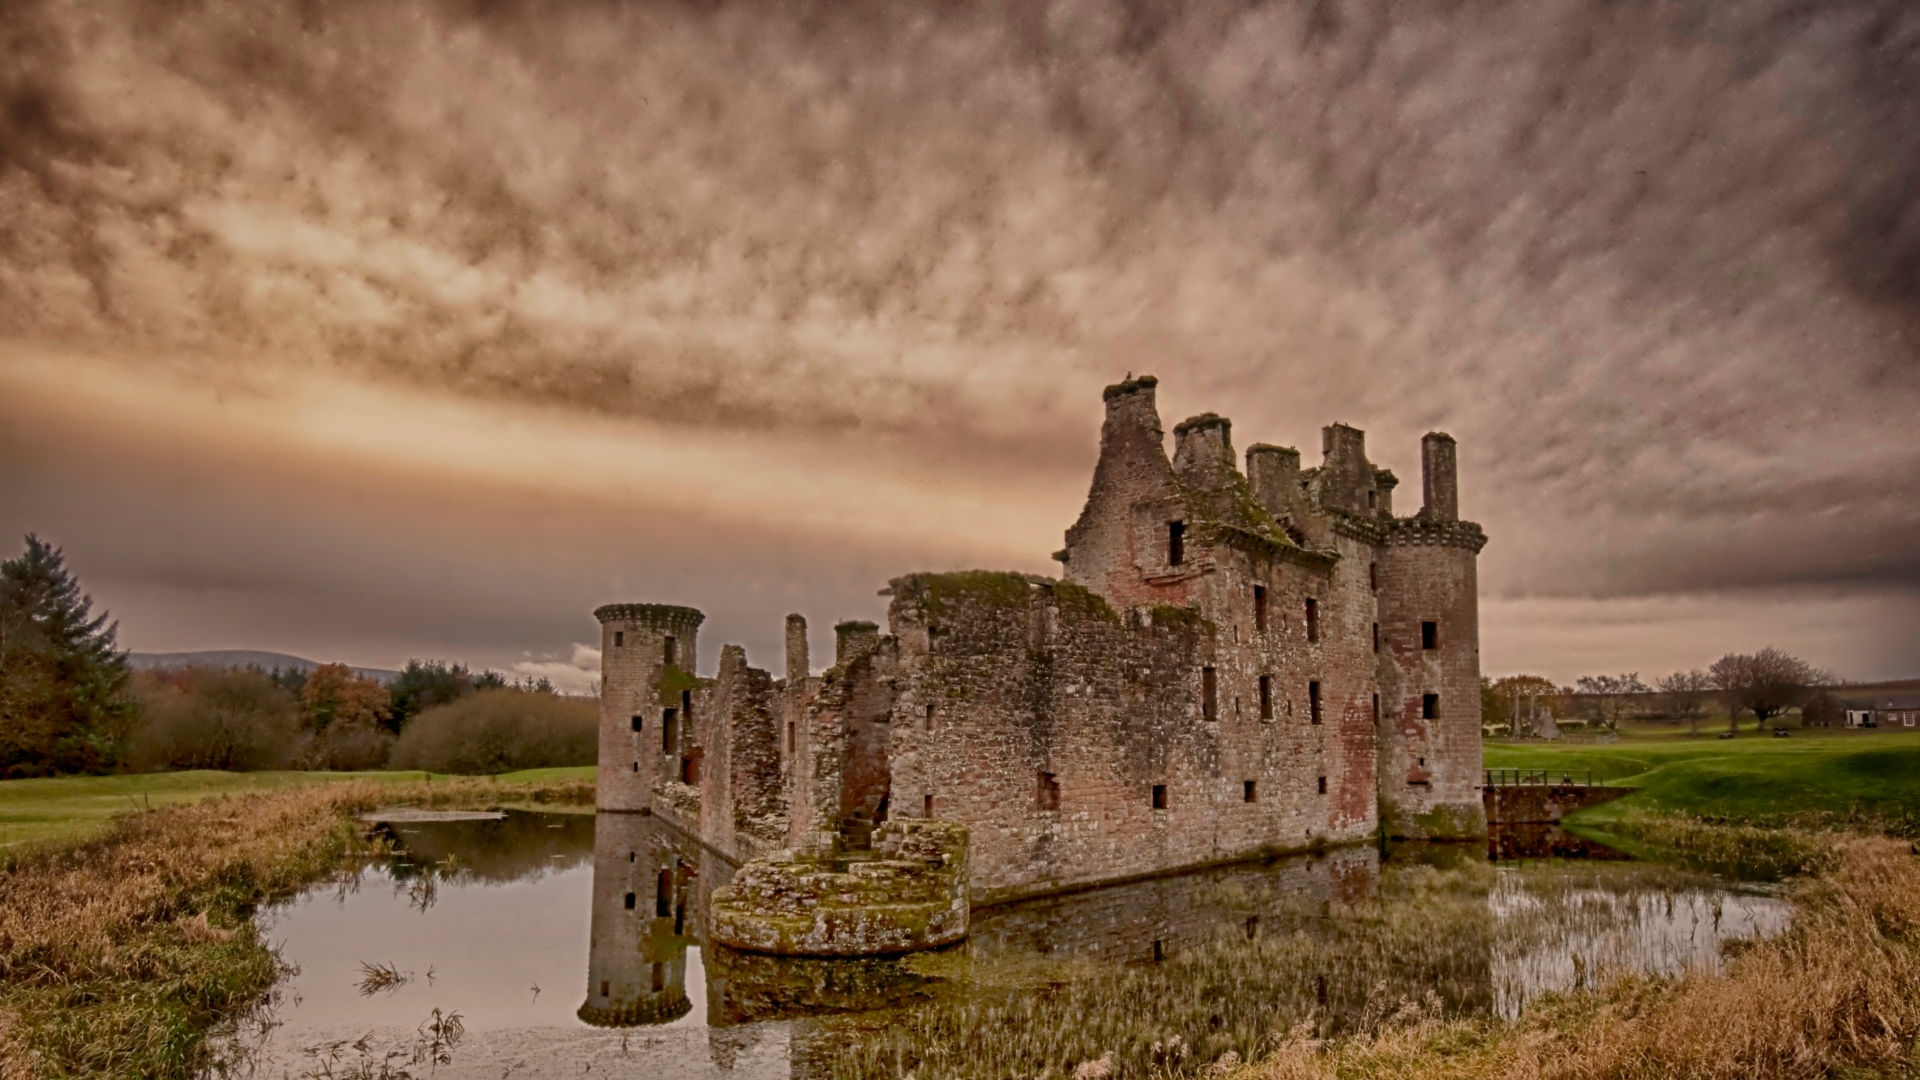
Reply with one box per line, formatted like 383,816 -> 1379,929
1246,443 -> 1302,519
784,613 -> 809,684
1171,413 -> 1235,486
834,620 -> 880,666
1420,432 -> 1459,521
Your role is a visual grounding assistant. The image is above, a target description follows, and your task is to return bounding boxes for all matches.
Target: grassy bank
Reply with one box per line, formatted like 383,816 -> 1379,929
0,766 -> 597,853
0,775 -> 593,1079
1484,729 -> 1920,831
1224,835 -> 1920,1080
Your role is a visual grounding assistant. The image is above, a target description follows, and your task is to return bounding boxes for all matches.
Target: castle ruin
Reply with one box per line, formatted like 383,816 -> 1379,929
594,375 -> 1488,916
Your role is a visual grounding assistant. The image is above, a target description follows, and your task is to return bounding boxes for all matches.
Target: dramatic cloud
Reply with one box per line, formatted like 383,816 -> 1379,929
1,0 -> 1915,680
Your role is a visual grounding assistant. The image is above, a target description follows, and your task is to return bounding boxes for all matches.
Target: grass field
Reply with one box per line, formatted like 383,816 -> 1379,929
0,766 -> 598,852
1485,724 -> 1920,830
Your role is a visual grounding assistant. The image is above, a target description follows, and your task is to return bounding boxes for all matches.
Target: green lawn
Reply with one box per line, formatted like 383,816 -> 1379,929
1484,726 -> 1920,828
0,766 -> 598,852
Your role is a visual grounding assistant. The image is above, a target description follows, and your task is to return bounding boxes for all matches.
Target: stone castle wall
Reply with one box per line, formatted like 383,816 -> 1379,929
593,375 -> 1488,907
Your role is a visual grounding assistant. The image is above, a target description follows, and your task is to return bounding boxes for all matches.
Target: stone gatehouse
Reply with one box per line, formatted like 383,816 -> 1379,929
595,375 -> 1488,905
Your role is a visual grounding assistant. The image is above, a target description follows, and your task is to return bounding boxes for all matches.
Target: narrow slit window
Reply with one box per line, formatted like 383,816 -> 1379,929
632,761 -> 639,772
1152,784 -> 1168,810
924,703 -> 936,731
1369,563 -> 1377,591
785,721 -> 795,756
1253,585 -> 1267,632
924,794 -> 935,818
1153,939 -> 1165,962
613,630 -> 624,648
682,688 -> 693,720
1305,598 -> 1320,643
1422,693 -> 1439,719
1309,681 -> 1323,725
1168,520 -> 1186,566
1036,771 -> 1060,811
656,869 -> 672,917
1372,623 -> 1380,653
1259,675 -> 1273,720
651,963 -> 665,993
663,636 -> 676,666
1421,621 -> 1438,650
1367,489 -> 1376,508
1244,779 -> 1258,803
1202,667 -> 1218,721
1372,693 -> 1380,722
1317,775 -> 1328,795
662,707 -> 678,753
601,980 -> 610,997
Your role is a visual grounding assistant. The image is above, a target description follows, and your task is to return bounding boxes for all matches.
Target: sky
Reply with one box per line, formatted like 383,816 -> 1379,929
2,0 -> 1916,690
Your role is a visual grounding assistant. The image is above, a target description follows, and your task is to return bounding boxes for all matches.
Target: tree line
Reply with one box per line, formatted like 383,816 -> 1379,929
1484,647 -> 1834,738
0,536 -> 594,778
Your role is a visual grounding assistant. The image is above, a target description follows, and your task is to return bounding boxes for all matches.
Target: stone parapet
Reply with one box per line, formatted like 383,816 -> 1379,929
710,821 -> 969,956
1383,518 -> 1489,553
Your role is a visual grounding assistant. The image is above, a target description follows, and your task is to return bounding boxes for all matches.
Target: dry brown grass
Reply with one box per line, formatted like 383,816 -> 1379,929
1235,835 -> 1920,1080
0,776 -> 591,1080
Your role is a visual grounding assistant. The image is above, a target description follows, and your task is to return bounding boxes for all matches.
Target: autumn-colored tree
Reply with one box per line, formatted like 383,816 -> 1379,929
299,663 -> 393,769
0,536 -> 134,776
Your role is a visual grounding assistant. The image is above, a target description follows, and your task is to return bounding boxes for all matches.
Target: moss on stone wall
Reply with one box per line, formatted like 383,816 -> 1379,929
655,663 -> 699,707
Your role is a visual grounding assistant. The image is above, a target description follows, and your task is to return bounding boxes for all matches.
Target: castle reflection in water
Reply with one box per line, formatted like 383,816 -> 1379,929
575,809 -> 1460,1056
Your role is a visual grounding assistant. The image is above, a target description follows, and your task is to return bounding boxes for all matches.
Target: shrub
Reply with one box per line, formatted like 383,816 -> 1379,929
129,667 -> 301,772
388,688 -> 596,774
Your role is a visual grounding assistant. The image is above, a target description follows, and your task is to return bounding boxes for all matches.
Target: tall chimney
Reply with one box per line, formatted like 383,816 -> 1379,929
1421,432 -> 1459,521
784,614 -> 809,683
1246,443 -> 1302,519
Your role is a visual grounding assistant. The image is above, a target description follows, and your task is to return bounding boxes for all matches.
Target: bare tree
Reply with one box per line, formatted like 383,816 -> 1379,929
1574,673 -> 1649,731
1657,669 -> 1714,738
1710,648 -> 1828,734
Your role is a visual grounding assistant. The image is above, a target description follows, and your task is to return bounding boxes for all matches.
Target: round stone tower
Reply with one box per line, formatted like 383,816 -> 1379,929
595,603 -> 704,813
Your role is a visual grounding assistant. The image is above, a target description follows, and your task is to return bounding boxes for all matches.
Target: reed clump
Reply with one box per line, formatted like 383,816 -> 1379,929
1234,835 -> 1920,1080
0,776 -> 591,1080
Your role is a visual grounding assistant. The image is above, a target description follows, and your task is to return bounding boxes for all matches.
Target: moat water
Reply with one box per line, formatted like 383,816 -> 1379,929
221,811 -> 1790,1080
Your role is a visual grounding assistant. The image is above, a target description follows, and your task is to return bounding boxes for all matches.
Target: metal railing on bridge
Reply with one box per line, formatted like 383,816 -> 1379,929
1484,768 -> 1595,788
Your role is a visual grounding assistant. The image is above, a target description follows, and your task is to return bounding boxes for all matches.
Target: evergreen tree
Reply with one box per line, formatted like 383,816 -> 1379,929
0,536 -> 134,775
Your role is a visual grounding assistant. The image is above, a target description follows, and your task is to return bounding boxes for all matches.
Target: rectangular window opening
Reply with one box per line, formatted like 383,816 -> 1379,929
623,892 -> 636,910
663,636 -> 677,666
1202,667 -> 1218,721
1306,598 -> 1320,643
924,793 -> 936,818
651,963 -> 665,993
1422,693 -> 1439,720
1367,489 -> 1377,508
1037,771 -> 1061,811
1372,623 -> 1380,653
1259,675 -> 1273,720
1168,520 -> 1186,566
613,630 -> 624,648
1371,693 -> 1380,722
631,714 -> 644,733
1309,680 -> 1323,725
1369,563 -> 1378,591
632,761 -> 639,772
1243,779 -> 1257,803
1317,775 -> 1328,795
682,688 -> 693,720
662,707 -> 678,753
600,980 -> 610,997
1151,784 -> 1168,810
1245,916 -> 1260,940
1254,584 -> 1268,632
656,869 -> 672,917
924,703 -> 936,731
785,721 -> 795,756
1421,621 -> 1438,650
1153,939 -> 1165,962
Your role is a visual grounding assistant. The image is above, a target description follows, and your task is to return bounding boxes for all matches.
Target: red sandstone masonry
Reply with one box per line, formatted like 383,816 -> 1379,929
596,376 -> 1488,903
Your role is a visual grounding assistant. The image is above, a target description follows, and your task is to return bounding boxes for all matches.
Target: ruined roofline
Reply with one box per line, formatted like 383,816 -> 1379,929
594,602 -> 706,629
832,619 -> 880,633
1101,373 -> 1158,400
1172,411 -> 1229,436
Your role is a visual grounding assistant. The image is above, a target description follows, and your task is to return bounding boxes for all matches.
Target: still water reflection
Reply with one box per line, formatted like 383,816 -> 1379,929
230,811 -> 1788,1079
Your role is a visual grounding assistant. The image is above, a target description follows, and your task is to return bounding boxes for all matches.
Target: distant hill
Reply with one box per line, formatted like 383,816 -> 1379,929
128,650 -> 401,683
